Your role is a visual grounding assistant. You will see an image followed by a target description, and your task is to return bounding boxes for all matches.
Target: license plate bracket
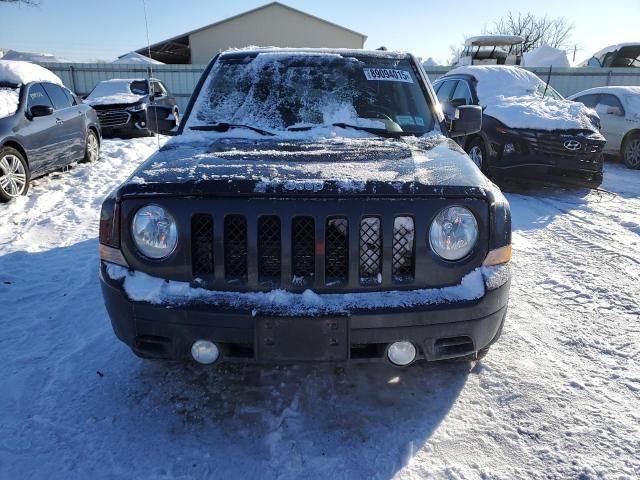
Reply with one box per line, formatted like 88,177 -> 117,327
255,316 -> 349,362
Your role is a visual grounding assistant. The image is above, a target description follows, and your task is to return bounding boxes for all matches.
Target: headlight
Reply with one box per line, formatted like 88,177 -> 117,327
127,103 -> 146,112
429,206 -> 478,261
131,205 -> 178,259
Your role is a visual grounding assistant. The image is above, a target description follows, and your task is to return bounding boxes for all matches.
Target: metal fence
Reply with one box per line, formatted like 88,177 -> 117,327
39,62 -> 640,112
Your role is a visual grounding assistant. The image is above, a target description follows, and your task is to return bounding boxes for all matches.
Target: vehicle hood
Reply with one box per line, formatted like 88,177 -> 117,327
84,94 -> 146,108
484,95 -> 600,132
117,134 -> 495,198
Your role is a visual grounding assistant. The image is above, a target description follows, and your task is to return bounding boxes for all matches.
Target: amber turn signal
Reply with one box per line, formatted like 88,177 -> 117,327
483,245 -> 512,266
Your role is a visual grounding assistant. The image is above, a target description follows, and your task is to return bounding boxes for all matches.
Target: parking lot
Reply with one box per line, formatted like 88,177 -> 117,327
0,138 -> 638,478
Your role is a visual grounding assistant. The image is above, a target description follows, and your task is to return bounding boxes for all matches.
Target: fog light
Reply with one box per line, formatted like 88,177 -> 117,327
191,340 -> 219,364
387,341 -> 417,366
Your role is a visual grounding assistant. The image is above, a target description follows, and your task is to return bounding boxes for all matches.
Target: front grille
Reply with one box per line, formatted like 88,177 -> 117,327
520,132 -> 604,159
359,217 -> 382,285
292,217 -> 315,285
96,109 -> 130,128
224,215 -> 248,283
258,216 -> 281,283
392,217 -> 415,282
191,214 -> 214,277
325,218 -> 349,286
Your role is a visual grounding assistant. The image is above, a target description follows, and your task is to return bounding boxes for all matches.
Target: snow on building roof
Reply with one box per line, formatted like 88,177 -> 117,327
0,60 -> 62,86
112,52 -> 164,65
1,49 -> 70,63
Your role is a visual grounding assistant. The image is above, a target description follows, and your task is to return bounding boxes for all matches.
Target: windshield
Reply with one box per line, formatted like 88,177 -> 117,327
87,79 -> 148,99
533,81 -> 563,100
187,52 -> 436,136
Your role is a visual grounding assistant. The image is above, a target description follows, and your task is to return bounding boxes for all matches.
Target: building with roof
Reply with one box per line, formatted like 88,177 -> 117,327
133,2 -> 367,64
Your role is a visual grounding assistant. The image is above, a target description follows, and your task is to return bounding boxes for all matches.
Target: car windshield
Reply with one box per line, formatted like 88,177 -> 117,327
87,79 -> 148,99
0,85 -> 20,119
533,81 -> 563,100
187,52 -> 436,136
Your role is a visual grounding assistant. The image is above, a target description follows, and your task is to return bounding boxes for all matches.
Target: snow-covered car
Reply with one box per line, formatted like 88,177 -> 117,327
84,78 -> 178,137
0,60 -> 100,202
99,48 -> 512,367
568,87 -> 640,169
433,66 -> 606,187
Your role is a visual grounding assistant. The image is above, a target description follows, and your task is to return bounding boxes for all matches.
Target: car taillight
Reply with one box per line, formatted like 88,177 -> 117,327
99,193 -> 120,248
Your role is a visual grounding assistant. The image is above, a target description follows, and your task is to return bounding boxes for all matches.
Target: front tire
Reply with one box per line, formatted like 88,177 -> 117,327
466,137 -> 486,172
83,130 -> 100,163
622,134 -> 640,169
0,147 -> 30,202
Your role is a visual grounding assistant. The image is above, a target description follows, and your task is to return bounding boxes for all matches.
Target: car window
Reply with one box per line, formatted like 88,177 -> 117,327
62,87 -> 78,106
573,94 -> 599,109
42,83 -> 73,110
27,83 -> 54,110
451,80 -> 473,105
152,81 -> 166,97
595,94 -> 625,115
436,80 -> 458,104
130,80 -> 149,95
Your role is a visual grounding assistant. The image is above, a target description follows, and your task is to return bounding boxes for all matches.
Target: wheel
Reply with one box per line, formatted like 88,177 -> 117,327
0,147 -> 30,202
622,134 -> 640,169
466,137 -> 486,172
82,130 -> 100,163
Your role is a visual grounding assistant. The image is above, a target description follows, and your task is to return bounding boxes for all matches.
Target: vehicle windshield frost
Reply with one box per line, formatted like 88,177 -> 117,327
86,79 -> 148,100
187,52 -> 436,136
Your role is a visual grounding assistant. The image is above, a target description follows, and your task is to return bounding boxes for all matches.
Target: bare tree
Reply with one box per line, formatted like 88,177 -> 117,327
0,0 -> 41,5
484,12 -> 574,52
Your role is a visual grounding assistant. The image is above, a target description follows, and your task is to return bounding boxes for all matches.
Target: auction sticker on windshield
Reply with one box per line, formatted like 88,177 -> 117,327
363,68 -> 414,83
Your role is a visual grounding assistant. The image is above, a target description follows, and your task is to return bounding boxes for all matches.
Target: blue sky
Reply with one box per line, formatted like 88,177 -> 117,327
0,0 -> 638,63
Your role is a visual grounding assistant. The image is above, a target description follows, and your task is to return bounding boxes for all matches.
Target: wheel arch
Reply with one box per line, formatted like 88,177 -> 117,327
1,140 -> 29,166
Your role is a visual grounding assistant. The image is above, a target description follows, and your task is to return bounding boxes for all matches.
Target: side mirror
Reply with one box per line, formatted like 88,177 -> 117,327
450,98 -> 467,108
146,105 -> 177,135
29,105 -> 54,118
449,105 -> 482,137
607,106 -> 623,116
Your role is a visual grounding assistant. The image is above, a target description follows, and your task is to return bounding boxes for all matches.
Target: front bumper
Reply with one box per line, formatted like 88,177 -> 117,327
100,262 -> 511,364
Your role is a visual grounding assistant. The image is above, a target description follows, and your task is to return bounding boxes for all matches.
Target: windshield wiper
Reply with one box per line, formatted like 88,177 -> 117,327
288,122 -> 402,138
190,122 -> 275,136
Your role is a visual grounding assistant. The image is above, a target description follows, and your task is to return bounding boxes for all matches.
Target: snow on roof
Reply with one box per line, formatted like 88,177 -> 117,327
0,60 -> 62,86
464,35 -> 524,47
446,66 -> 598,131
579,42 -> 640,66
112,52 -> 164,65
522,45 -> 570,68
568,86 -> 640,113
1,49 -> 70,63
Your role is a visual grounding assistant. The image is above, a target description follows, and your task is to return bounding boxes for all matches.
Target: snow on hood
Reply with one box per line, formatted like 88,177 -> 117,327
0,60 -> 62,86
84,79 -> 147,106
0,88 -> 20,119
448,66 -> 599,131
121,133 -> 492,196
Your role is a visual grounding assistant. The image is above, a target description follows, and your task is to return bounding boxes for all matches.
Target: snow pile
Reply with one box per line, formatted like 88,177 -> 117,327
522,45 -> 570,68
85,79 -> 146,105
0,87 -> 20,119
448,66 -> 599,131
112,51 -> 164,65
105,264 -> 506,315
422,57 -> 440,67
0,60 -> 62,86
1,49 -> 70,63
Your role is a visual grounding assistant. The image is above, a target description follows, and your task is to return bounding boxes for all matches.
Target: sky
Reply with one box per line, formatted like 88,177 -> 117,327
0,0 -> 638,64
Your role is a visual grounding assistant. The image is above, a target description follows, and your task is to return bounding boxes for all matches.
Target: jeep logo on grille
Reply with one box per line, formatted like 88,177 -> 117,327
564,140 -> 582,151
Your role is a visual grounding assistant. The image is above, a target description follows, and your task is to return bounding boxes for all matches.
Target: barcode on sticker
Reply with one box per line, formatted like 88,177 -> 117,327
363,68 -> 413,83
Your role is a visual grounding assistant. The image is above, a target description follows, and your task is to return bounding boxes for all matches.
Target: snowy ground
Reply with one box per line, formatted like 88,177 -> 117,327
0,138 -> 638,479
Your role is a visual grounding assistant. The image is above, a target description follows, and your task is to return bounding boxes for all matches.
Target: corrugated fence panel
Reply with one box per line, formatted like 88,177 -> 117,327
38,63 -> 640,112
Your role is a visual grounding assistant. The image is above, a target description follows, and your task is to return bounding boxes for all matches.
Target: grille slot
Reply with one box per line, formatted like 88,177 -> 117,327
258,216 -> 281,283
191,214 -> 214,277
392,216 -> 415,283
325,218 -> 348,286
359,217 -> 382,285
292,217 -> 315,286
224,215 -> 248,283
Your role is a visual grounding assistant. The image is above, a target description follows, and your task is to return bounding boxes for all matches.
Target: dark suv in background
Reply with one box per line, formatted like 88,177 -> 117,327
433,66 -> 606,188
84,78 -> 178,137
